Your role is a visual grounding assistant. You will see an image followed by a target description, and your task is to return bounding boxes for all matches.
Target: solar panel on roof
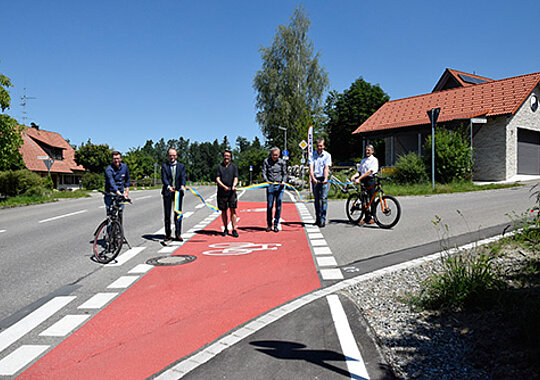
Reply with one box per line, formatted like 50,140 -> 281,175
458,73 -> 488,85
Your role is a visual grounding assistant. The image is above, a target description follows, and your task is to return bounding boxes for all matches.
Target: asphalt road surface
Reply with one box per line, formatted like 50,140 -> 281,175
0,183 -> 537,378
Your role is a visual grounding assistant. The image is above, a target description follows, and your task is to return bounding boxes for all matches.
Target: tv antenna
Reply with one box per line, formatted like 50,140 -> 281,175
20,88 -> 37,125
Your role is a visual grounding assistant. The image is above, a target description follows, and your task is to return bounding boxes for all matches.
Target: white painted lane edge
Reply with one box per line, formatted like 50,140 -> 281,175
107,276 -> 139,289
0,230 -> 6,233
38,210 -> 88,223
39,315 -> 90,337
158,246 -> 178,253
78,293 -> 118,309
0,345 -> 49,376
128,264 -> 154,274
316,256 -> 338,267
327,295 -> 370,380
320,269 -> 344,280
106,247 -> 146,267
0,296 -> 75,353
313,246 -> 333,255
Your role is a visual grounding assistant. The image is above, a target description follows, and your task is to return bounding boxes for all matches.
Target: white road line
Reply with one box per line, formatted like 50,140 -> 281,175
316,256 -> 338,267
0,230 -> 5,233
320,268 -> 344,280
310,239 -> 328,246
313,246 -> 333,255
78,293 -> 118,309
183,211 -> 194,219
158,246 -> 178,253
134,195 -> 152,200
153,227 -> 165,235
38,210 -> 87,223
129,264 -> 154,274
39,315 -> 90,337
308,232 -> 324,239
0,345 -> 49,376
0,296 -> 75,353
107,276 -> 139,289
98,205 -> 106,209
327,295 -> 370,379
106,247 -> 146,267
195,203 -> 205,209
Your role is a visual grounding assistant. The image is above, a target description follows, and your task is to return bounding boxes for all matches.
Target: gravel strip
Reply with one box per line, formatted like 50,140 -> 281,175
346,248 -> 536,379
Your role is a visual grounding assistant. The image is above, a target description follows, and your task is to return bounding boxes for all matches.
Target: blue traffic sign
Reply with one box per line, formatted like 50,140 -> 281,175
283,150 -> 289,156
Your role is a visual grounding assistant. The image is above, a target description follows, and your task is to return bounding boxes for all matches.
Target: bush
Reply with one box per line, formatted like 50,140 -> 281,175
0,169 -> 45,197
424,127 -> 472,183
82,172 -> 104,190
415,251 -> 504,310
394,152 -> 428,184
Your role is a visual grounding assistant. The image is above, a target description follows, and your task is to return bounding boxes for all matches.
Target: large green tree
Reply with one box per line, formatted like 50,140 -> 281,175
0,65 -> 24,171
74,140 -> 112,173
253,6 -> 328,161
324,77 -> 389,163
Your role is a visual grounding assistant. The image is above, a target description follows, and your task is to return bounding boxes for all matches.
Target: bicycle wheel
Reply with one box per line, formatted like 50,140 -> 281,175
373,195 -> 401,229
93,220 -> 124,264
346,193 -> 364,224
329,183 -> 340,199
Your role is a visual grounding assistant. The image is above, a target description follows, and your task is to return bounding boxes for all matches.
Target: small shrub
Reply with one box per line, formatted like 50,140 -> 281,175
393,152 -> 428,184
0,170 -> 45,197
424,127 -> 472,183
415,251 -> 504,310
81,172 -> 104,190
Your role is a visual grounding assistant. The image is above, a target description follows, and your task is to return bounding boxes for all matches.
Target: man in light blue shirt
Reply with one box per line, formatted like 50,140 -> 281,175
309,139 -> 332,227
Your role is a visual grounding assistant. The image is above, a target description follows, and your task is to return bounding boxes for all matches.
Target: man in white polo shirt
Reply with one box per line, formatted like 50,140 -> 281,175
309,139 -> 332,227
350,144 -> 379,224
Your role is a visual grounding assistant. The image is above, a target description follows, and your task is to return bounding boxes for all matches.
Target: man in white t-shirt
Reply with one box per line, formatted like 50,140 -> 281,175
350,144 -> 379,224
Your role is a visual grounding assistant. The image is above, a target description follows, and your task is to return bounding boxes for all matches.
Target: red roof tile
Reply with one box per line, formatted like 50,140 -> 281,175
353,72 -> 540,134
19,127 -> 85,174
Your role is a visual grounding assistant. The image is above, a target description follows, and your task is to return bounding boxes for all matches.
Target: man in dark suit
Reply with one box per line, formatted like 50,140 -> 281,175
161,148 -> 187,241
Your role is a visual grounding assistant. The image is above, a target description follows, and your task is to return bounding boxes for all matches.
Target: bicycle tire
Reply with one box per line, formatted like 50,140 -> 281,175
93,220 -> 124,264
329,183 -> 340,199
346,193 -> 364,224
373,195 -> 401,229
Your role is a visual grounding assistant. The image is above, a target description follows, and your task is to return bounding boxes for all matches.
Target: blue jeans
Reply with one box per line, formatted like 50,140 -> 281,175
313,181 -> 329,224
266,184 -> 284,227
104,196 -> 124,224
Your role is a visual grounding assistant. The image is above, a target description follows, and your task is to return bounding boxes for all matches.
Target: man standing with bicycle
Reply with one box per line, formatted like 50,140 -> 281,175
104,151 -> 130,224
262,147 -> 287,232
350,144 -> 378,224
309,139 -> 332,228
161,148 -> 187,242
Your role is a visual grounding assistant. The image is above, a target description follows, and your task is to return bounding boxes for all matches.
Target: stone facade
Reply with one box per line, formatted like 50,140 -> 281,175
505,85 -> 540,178
472,116 -> 508,181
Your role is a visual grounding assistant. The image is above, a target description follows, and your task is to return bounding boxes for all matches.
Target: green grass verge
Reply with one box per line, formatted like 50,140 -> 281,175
329,180 -> 522,199
0,189 -> 91,208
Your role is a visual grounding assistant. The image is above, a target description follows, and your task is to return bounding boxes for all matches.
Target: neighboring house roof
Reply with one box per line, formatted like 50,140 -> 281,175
432,68 -> 493,92
353,71 -> 540,135
20,126 -> 85,174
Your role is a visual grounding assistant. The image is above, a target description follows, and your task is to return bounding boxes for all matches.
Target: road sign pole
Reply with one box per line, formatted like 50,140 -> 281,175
427,108 -> 440,190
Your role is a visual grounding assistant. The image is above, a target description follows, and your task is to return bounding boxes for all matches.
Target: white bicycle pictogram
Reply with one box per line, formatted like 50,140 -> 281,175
202,242 -> 282,256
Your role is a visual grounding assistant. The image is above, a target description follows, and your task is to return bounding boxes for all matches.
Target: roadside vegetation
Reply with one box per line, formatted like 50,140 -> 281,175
402,185 -> 540,376
0,169 -> 90,207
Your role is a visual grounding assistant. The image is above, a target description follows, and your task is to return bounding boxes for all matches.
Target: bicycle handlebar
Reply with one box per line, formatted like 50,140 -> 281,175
100,191 -> 132,203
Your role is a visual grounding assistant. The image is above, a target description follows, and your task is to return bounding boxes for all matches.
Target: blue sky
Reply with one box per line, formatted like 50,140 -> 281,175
2,0 -> 539,153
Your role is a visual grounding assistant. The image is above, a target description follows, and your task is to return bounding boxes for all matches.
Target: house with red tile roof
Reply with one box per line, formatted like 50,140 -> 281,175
353,69 -> 540,181
19,123 -> 85,189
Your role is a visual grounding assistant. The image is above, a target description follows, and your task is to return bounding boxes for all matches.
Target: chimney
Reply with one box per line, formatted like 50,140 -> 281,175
30,122 -> 39,130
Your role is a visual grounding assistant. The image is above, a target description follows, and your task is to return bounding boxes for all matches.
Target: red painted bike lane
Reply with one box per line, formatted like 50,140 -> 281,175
19,202 -> 320,379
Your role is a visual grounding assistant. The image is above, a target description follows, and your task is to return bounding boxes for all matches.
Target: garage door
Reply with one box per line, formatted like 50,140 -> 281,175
518,128 -> 540,174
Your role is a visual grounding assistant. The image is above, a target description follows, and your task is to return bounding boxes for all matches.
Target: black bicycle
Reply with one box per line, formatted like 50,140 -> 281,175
93,191 -> 131,264
345,175 -> 401,229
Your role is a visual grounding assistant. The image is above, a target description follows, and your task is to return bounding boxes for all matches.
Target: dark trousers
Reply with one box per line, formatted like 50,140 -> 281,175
163,193 -> 183,237
361,176 -> 376,221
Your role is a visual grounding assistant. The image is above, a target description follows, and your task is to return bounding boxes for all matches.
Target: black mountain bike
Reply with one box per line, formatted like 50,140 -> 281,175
346,175 -> 401,229
93,191 -> 131,264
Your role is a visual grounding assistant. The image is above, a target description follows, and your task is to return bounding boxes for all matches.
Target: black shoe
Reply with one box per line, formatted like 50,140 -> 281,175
319,222 -> 325,228
222,229 -> 228,237
266,226 -> 272,232
175,235 -> 183,242
164,236 -> 173,242
273,226 -> 279,232
314,220 -> 320,226
231,229 -> 239,238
